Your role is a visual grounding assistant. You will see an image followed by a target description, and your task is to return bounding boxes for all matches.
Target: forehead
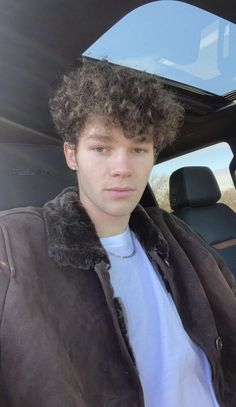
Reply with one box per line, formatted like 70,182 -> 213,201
78,116 -> 153,145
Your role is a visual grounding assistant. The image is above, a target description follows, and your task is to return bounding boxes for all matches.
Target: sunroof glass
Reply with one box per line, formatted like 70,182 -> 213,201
83,1 -> 236,95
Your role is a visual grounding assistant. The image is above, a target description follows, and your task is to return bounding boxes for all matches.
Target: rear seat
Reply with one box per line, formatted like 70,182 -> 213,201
169,166 -> 236,276
0,143 -> 76,210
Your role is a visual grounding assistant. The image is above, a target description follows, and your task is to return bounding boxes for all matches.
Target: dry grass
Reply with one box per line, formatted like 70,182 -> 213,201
220,188 -> 236,212
151,175 -> 170,212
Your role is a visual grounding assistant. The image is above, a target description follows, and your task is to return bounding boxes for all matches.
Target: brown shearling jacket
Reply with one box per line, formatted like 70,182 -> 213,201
0,187 -> 235,406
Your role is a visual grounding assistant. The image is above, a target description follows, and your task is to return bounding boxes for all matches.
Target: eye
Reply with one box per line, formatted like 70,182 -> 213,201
134,148 -> 146,154
94,146 -> 105,152
90,146 -> 106,153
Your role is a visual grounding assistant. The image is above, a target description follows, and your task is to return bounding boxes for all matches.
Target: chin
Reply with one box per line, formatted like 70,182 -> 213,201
108,204 -> 137,218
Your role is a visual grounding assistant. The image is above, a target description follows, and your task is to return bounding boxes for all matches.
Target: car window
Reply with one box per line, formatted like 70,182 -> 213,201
83,0 -> 236,95
149,142 -> 236,212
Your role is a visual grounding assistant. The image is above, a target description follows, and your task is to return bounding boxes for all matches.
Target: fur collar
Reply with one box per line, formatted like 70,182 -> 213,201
43,187 -> 169,269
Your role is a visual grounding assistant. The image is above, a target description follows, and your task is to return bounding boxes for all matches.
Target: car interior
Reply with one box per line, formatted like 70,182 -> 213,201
169,166 -> 236,275
0,0 -> 236,275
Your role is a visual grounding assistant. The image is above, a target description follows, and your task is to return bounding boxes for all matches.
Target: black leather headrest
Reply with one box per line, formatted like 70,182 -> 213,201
169,166 -> 221,210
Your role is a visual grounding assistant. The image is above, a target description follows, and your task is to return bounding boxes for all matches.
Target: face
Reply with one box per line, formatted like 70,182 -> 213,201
64,116 -> 154,236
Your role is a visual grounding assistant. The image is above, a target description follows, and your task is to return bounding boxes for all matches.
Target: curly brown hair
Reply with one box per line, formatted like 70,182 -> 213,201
49,58 -> 184,155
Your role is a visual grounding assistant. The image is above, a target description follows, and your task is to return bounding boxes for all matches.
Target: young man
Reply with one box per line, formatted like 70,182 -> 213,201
0,59 -> 235,407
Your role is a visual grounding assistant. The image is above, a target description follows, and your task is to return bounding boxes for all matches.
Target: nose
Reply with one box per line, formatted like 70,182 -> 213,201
109,152 -> 132,178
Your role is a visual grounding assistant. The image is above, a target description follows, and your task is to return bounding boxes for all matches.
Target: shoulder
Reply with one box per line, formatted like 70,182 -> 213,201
147,206 -> 236,294
0,208 -> 45,319
0,207 -> 46,257
145,205 -> 180,231
0,206 -> 44,228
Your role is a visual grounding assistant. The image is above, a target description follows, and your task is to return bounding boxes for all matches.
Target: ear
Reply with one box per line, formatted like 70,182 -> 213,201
63,142 -> 78,170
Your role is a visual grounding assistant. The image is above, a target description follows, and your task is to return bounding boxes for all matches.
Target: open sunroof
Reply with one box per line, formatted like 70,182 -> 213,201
84,0 -> 236,96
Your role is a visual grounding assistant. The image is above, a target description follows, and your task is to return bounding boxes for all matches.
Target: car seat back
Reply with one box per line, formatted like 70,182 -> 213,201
169,166 -> 236,276
0,143 -> 76,210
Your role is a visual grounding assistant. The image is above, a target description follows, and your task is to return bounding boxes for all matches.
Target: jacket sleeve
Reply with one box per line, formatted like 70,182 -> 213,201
0,225 -> 11,325
168,212 -> 236,296
0,225 -> 11,405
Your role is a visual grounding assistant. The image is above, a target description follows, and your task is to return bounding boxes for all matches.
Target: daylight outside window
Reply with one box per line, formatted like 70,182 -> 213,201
84,0 -> 236,95
149,142 -> 236,212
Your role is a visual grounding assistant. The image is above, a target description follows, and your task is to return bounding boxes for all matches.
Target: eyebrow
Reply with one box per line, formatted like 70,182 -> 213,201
85,133 -> 153,146
85,134 -> 116,143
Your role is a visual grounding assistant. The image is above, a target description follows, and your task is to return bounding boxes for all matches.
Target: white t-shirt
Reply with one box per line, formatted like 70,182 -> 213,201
100,228 -> 219,407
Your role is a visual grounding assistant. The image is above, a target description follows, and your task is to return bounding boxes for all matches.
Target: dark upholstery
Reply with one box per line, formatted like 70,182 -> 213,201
0,143 -> 76,210
169,166 -> 236,276
170,166 -> 221,209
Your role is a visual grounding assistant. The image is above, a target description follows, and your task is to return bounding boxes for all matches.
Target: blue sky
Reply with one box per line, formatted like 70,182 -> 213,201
84,0 -> 236,95
150,142 -> 233,179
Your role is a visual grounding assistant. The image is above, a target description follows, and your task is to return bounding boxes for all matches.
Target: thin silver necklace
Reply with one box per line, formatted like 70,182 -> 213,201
107,232 -> 136,259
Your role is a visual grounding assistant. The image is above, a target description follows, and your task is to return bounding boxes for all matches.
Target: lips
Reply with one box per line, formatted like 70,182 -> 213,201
106,187 -> 135,192
105,187 -> 136,198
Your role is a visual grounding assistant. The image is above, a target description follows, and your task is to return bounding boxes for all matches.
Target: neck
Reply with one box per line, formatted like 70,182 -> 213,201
80,199 -> 130,238
95,219 -> 130,238
90,208 -> 130,237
